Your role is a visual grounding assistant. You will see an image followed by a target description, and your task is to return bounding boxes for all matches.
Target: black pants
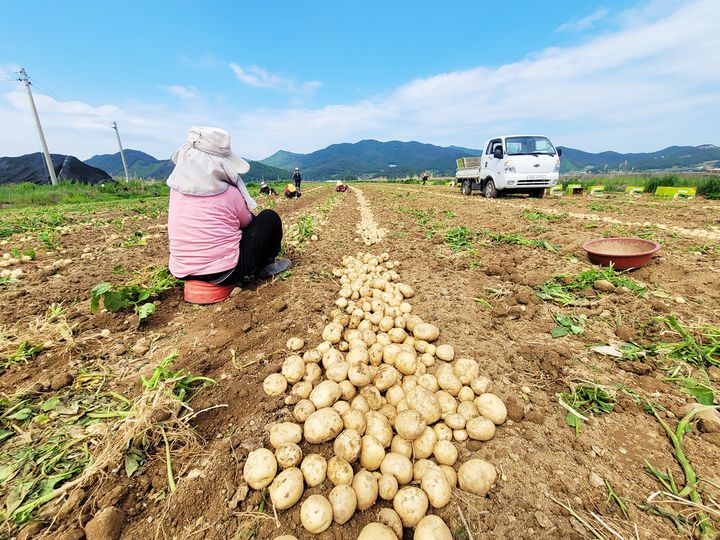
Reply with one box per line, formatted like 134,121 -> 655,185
294,179 -> 301,191
189,209 -> 283,285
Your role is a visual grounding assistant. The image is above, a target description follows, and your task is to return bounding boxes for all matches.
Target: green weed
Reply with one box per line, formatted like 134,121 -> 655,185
2,342 -> 43,371
522,209 -> 567,221
119,231 -> 147,248
558,383 -> 615,435
538,266 -> 646,305
444,226 -> 477,252
550,314 -> 587,338
90,267 -> 180,323
0,385 -> 131,525
660,316 -> 720,369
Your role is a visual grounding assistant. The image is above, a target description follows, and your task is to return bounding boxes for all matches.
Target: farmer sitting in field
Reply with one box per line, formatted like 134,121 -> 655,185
259,181 -> 278,196
284,183 -> 301,199
335,180 -> 348,192
166,127 -> 290,287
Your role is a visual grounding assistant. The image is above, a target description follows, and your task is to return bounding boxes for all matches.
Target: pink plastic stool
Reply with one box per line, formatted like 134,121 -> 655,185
183,280 -> 234,304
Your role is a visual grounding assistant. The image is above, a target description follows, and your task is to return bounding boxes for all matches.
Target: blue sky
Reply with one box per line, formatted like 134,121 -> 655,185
1,0 -> 718,160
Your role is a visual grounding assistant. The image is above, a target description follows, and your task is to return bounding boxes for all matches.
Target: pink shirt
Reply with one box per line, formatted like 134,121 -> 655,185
167,186 -> 253,277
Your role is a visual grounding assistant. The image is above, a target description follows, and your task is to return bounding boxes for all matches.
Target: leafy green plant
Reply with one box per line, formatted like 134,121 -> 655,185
0,276 -> 18,287
119,231 -> 147,248
551,314 -> 587,338
444,226 -> 477,252
667,377 -> 717,405
2,342 -> 43,371
538,266 -> 646,305
0,386 -> 130,525
558,383 -> 615,435
640,402 -> 719,538
141,353 -> 215,403
522,209 -> 567,221
38,230 -> 61,252
605,480 -> 629,519
90,267 -> 179,322
478,230 -> 558,252
659,316 -> 719,369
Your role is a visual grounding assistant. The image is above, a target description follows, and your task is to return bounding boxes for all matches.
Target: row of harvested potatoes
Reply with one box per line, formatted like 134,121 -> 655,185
249,253 -> 506,538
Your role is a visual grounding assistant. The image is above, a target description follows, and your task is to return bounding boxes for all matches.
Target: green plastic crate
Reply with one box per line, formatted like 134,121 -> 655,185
654,186 -> 696,199
566,184 -> 583,195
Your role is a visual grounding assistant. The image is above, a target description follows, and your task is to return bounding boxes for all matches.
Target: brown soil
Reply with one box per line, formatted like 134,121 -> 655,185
1,183 -> 719,540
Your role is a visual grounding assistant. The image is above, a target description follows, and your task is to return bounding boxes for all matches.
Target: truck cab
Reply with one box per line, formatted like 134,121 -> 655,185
456,135 -> 561,198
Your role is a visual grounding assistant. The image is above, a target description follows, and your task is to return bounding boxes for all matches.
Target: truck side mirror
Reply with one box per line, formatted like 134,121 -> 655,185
557,147 -> 563,156
493,147 -> 503,159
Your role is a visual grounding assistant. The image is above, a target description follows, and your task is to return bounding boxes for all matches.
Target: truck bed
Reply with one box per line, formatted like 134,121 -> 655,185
456,166 -> 482,179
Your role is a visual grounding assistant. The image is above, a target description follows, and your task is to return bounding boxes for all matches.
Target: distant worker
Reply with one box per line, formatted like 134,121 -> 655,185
284,183 -> 301,199
335,180 -> 348,192
259,181 -> 278,196
292,167 -> 302,192
421,172 -> 429,185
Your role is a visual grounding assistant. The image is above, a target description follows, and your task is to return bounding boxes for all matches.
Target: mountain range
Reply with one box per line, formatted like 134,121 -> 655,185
84,150 -> 289,182
1,141 -> 718,185
0,153 -> 111,185
559,145 -> 720,173
261,140 -> 482,178
260,140 -> 720,178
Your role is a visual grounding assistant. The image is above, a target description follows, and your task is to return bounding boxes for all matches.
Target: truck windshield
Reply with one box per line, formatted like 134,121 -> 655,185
505,136 -> 556,156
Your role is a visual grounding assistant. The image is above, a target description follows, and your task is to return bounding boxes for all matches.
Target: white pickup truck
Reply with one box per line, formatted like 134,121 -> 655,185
456,135 -> 561,198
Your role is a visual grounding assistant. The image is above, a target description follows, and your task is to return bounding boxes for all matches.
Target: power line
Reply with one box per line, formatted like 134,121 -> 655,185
27,76 -> 115,129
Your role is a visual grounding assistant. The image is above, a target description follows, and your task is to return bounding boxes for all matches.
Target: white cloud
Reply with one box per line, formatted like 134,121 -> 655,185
0,0 -> 718,161
163,85 -> 202,100
556,7 -> 609,32
229,63 -> 321,94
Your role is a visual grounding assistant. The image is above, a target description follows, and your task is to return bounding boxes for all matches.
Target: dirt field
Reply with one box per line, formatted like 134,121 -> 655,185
1,184 -> 719,540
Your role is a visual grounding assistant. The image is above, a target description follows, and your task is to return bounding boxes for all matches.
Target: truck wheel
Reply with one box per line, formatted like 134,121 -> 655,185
530,188 -> 545,199
461,180 -> 472,196
484,180 -> 497,199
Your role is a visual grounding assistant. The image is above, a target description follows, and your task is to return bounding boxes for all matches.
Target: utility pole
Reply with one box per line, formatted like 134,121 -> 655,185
112,121 -> 130,182
18,67 -> 58,186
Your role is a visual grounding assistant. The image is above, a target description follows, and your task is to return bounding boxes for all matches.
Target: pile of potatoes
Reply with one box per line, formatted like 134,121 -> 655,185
253,252 -> 505,538
351,187 -> 388,246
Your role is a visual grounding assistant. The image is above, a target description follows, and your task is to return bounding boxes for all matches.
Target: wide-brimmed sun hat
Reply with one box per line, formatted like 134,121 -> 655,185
167,126 -> 256,209
178,126 -> 249,174
287,184 -> 296,193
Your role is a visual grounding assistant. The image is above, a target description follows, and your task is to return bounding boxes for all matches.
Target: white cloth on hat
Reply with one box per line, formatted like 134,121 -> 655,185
167,126 -> 256,210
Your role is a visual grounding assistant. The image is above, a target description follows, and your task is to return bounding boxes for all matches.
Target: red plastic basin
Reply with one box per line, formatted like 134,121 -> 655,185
582,237 -> 661,270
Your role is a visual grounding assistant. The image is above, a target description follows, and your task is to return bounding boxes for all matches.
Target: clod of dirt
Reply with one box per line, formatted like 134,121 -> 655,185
650,300 -> 670,312
617,361 -> 653,375
17,522 -> 44,540
57,488 -> 85,520
98,484 -> 129,508
50,371 -> 74,390
534,511 -> 554,529
50,529 -> 85,540
525,410 -> 545,424
588,472 -> 604,488
505,397 -> 525,422
84,506 -> 125,540
131,339 -> 150,355
615,325 -> 634,341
